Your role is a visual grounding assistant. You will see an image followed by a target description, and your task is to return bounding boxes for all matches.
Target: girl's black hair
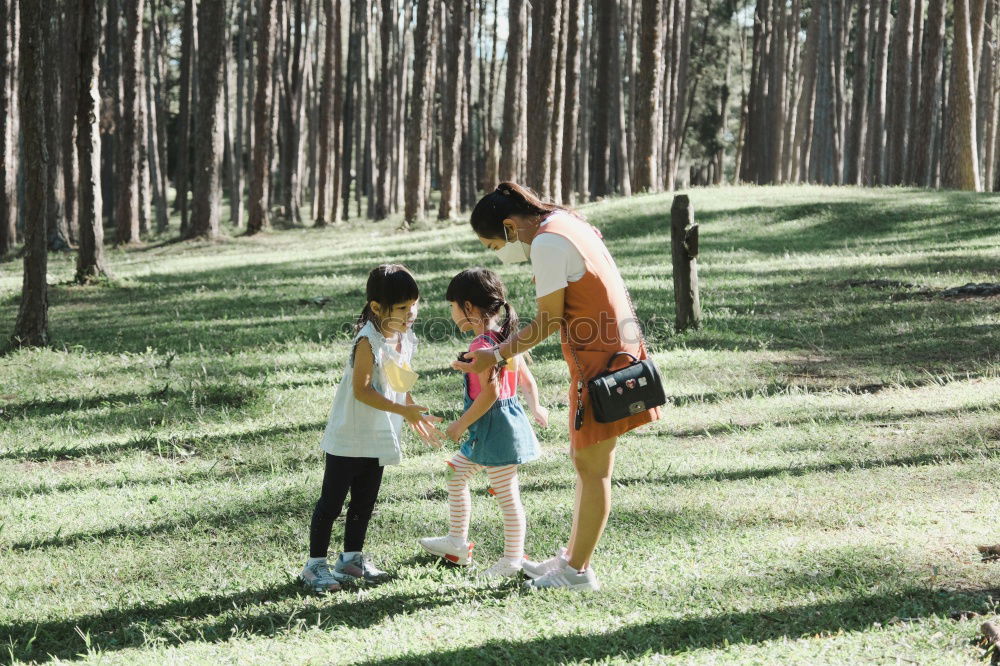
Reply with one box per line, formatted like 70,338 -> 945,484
355,264 -> 420,334
447,268 -> 519,380
469,181 -> 565,239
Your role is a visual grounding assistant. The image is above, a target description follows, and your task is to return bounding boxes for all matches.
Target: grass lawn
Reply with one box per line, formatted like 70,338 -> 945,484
1,185 -> 999,665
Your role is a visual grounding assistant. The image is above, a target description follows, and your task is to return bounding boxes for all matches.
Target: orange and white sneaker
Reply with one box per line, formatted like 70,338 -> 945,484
418,535 -> 474,565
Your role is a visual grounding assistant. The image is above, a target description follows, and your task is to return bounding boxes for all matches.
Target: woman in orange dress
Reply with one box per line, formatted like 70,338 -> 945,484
453,182 -> 660,591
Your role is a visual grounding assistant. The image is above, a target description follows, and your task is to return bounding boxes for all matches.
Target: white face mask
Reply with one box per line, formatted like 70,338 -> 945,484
494,226 -> 531,264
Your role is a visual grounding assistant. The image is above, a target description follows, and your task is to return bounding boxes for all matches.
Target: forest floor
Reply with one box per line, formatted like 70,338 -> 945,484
1,186 -> 1000,665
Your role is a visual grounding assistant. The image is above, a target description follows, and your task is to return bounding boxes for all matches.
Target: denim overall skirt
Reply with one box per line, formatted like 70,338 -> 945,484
459,374 -> 540,466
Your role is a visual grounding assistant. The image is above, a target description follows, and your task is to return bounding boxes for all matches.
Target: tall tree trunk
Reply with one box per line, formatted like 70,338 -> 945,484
561,0 -> 581,204
810,0 -> 836,184
438,0 -> 465,219
498,0 -> 525,182
0,0 -> 15,255
231,0 -> 248,226
634,0 -> 663,192
611,0 -> 632,194
904,0 -> 925,183
341,0 -> 358,219
76,0 -> 109,282
316,0 -> 337,226
526,0 -> 558,198
845,0 -> 870,184
912,0 -> 945,186
886,0 -> 914,185
373,0 -> 392,220
578,0 -> 591,197
114,0 -> 144,245
864,0 -> 890,185
591,0 -> 614,197
12,0 -> 49,347
942,0 -> 982,190
61,0 -> 80,244
143,8 -> 167,233
741,0 -> 770,184
404,0 -> 436,225
43,3 -> 68,250
187,0 -> 226,239
548,0 -> 567,202
176,0 -> 196,234
279,0 -> 306,223
248,0 -> 277,234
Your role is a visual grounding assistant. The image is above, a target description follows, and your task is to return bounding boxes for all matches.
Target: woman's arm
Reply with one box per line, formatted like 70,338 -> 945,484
447,367 -> 499,442
452,288 -> 566,375
516,357 -> 549,427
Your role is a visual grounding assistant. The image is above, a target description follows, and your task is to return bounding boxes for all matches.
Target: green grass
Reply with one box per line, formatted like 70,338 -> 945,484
1,185 -> 999,665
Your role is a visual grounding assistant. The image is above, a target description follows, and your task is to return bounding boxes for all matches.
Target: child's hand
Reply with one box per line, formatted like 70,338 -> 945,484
531,404 -> 549,428
410,414 -> 444,448
400,403 -> 430,423
445,421 -> 465,443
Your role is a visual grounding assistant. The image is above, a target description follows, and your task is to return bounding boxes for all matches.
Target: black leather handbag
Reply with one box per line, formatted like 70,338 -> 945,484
567,291 -> 667,430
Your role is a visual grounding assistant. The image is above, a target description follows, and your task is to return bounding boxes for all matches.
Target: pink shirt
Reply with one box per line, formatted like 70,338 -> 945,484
466,332 -> 517,400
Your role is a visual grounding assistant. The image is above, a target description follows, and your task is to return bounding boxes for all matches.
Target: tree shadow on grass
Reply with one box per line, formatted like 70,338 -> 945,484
354,588 -> 995,665
0,580 -> 519,664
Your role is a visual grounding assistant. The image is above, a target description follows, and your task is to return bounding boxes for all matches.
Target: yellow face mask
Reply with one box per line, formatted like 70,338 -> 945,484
384,359 -> 418,392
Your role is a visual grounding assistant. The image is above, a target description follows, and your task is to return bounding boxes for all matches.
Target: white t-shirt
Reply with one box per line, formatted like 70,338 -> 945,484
530,214 -> 587,298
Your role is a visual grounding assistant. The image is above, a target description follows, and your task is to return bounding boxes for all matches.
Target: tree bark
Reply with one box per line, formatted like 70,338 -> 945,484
175,0 -> 196,234
231,0 -> 248,227
498,0 -> 525,182
912,0 -> 945,186
0,0 -> 15,255
561,0 -> 581,204
316,0 -> 337,226
591,0 -> 614,197
61,0 -> 80,244
12,0 -> 49,347
548,0 -> 567,203
404,0 -> 437,225
634,0 -> 663,192
42,1 -> 68,250
864,0 -> 890,185
886,0 -> 913,185
186,0 -> 226,239
438,0 -> 466,219
526,0 -> 559,198
76,0 -> 109,283
845,0 -> 870,184
942,0 -> 982,190
248,0 -> 277,234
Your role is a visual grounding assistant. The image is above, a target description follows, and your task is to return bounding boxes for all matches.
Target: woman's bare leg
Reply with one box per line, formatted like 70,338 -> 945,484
567,437 -> 617,570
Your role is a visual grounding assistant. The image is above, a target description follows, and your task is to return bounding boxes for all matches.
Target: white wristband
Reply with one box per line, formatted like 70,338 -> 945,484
492,346 -> 504,363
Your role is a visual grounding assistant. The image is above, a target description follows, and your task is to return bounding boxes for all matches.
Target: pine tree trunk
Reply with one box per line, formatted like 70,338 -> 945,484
634,0 -> 663,192
845,0 -> 870,184
526,0 -> 558,198
371,0 -> 392,219
279,0 -> 306,224
611,0 -> 632,194
43,4 -> 68,250
548,0 -> 567,202
0,0 -> 14,256
591,0 -> 614,197
912,0 -> 945,186
438,0 -> 465,219
341,2 -> 358,219
316,0 -> 337,226
114,0 -> 144,245
248,0 -> 277,234
886,0 -> 913,185
12,0 -> 49,347
61,0 -> 80,244
578,0 -> 591,197
864,0 -> 891,185
768,0 -> 787,184
231,0 -> 248,227
561,0 -> 581,204
498,0 -> 525,182
904,0 -> 925,183
76,0 -> 109,283
942,0 -> 982,190
176,0 -> 196,233
404,0 -> 437,225
187,0 -> 226,239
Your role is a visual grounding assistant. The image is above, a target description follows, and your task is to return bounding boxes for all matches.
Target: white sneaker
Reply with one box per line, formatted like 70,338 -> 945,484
479,557 -> 523,580
524,563 -> 600,591
418,535 -> 474,565
299,559 -> 344,593
521,546 -> 567,579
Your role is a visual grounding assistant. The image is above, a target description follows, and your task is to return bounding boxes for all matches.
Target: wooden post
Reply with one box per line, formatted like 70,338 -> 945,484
671,194 -> 701,331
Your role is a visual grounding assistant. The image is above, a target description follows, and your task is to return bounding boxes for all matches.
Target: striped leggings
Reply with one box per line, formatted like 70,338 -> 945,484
446,452 -> 525,560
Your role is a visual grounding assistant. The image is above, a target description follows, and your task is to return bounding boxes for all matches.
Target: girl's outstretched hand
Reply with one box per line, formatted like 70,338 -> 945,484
445,421 -> 465,443
410,414 -> 444,448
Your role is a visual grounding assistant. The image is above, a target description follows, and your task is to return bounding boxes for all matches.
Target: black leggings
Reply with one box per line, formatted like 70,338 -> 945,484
309,454 -> 385,558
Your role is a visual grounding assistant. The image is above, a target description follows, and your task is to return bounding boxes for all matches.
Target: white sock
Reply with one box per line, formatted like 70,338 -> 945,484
502,556 -> 523,566
306,557 -> 326,566
340,551 -> 361,560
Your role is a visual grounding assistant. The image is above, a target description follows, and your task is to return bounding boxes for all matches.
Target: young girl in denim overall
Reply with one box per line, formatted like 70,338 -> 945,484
418,268 -> 547,579
300,264 -> 442,593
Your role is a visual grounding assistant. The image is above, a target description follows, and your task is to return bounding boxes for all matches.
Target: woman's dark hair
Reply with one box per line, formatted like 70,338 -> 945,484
470,181 -> 564,239
355,264 -> 420,334
447,268 -> 519,379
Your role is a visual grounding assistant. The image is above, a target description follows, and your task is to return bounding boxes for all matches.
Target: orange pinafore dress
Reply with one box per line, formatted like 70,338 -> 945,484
534,212 -> 661,449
